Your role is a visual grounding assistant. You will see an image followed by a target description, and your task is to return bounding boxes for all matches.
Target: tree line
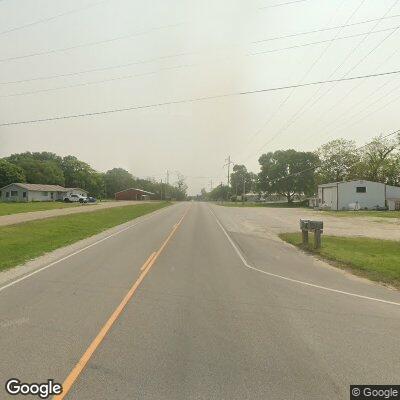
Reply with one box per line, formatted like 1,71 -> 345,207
203,134 -> 400,202
0,152 -> 187,200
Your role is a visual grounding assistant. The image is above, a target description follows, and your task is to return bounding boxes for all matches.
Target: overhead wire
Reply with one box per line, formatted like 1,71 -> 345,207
242,0 -> 400,162
240,0 -> 366,162
252,13 -> 400,43
2,68 -> 400,127
0,23 -> 183,64
0,0 -> 109,37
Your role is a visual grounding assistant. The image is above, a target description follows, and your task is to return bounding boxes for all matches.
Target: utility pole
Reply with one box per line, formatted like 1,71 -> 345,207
209,179 -> 213,191
242,178 -> 246,204
165,170 -> 169,200
160,179 -> 163,200
224,156 -> 234,187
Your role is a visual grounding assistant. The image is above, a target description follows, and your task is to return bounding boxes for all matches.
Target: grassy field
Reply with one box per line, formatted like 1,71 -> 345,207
219,201 -> 308,208
0,202 -> 169,272
321,210 -> 400,219
0,201 -> 80,216
280,232 -> 400,288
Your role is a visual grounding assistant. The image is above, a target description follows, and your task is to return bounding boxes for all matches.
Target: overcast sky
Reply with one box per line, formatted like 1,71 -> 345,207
1,0 -> 400,194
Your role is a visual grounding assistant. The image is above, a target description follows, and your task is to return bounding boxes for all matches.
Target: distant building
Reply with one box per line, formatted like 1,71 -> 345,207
114,188 -> 154,201
0,183 -> 88,202
318,180 -> 400,211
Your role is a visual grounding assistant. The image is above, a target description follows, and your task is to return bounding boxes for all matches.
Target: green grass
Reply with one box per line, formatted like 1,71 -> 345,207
218,200 -> 309,208
0,201 -> 80,216
320,210 -> 400,219
280,232 -> 400,288
0,202 -> 170,272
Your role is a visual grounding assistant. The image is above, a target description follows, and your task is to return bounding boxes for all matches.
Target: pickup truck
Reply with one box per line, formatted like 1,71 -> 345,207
63,194 -> 88,203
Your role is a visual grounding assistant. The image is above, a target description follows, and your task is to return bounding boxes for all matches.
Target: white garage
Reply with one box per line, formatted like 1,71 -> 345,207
318,180 -> 400,211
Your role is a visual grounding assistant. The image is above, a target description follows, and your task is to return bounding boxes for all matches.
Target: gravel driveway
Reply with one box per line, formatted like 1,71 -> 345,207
0,201 -> 152,227
212,204 -> 400,241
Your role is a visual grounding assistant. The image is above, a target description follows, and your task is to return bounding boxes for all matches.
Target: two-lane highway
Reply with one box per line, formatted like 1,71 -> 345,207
1,202 -> 399,399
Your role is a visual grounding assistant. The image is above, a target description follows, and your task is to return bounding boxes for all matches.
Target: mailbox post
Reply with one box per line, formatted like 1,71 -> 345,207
299,219 -> 309,246
309,220 -> 323,249
299,219 -> 323,249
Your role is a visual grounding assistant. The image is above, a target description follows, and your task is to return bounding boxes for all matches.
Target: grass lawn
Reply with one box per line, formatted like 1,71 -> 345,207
280,232 -> 400,288
0,201 -> 80,216
0,202 -> 170,272
320,210 -> 400,219
218,201 -> 309,208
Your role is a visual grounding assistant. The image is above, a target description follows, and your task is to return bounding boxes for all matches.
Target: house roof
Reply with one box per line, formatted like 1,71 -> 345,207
1,183 -> 67,192
114,188 -> 154,195
318,180 -> 384,187
0,183 -> 89,192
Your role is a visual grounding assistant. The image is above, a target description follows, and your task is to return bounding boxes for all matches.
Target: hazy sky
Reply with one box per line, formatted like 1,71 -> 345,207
1,0 -> 400,194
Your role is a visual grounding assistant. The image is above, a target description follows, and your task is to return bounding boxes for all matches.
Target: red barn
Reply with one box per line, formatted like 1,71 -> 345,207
114,188 -> 154,201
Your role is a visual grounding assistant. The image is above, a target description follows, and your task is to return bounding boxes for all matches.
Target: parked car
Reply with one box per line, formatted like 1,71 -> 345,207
63,194 -> 88,203
87,197 -> 97,203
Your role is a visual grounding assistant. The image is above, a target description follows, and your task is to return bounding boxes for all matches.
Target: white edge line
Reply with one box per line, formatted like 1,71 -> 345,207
0,204 -> 173,294
209,206 -> 400,307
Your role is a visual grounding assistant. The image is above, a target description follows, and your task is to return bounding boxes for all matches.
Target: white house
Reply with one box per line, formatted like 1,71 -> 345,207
318,180 -> 400,211
0,183 -> 88,202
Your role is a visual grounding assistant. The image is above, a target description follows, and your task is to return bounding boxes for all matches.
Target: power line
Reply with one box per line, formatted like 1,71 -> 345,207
0,52 -> 191,85
0,0 -> 108,37
300,36 -> 400,145
5,24 -> 397,99
237,0 -> 348,160
1,22 -> 392,90
259,0 -> 309,9
0,23 -> 182,63
249,25 -> 399,56
252,13 -> 400,44
245,0 -> 399,160
2,68 -> 400,127
0,63 -> 195,99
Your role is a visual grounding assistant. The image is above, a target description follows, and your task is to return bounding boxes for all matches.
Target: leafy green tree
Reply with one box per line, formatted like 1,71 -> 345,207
0,159 -> 26,188
230,165 -> 259,196
6,152 -> 65,185
104,168 -> 135,198
208,184 -> 230,201
355,135 -> 400,184
316,139 -> 359,183
258,149 -> 319,203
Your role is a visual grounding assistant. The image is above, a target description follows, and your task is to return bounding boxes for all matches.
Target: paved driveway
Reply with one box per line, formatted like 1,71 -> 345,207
213,205 -> 400,241
0,201 -> 152,227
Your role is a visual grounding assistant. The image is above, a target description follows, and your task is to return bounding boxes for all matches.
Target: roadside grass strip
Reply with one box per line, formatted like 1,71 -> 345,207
280,233 -> 400,289
0,201 -> 80,216
0,202 -> 170,272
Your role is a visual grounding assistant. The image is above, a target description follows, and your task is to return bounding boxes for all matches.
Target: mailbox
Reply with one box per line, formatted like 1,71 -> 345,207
308,220 -> 323,231
300,219 -> 310,230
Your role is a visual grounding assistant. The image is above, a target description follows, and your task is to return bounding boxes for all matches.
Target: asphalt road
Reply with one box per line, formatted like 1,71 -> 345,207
0,202 -> 399,399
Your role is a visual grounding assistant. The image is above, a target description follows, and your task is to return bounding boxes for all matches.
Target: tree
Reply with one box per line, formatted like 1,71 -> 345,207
316,139 -> 359,183
6,152 -> 65,185
104,168 -> 135,198
355,134 -> 400,184
60,156 -> 105,197
230,165 -> 258,196
258,149 -> 319,203
0,159 -> 26,188
208,184 -> 230,201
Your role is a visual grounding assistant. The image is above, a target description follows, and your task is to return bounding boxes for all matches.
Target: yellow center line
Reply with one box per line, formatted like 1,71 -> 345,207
140,252 -> 156,272
54,206 -> 190,399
